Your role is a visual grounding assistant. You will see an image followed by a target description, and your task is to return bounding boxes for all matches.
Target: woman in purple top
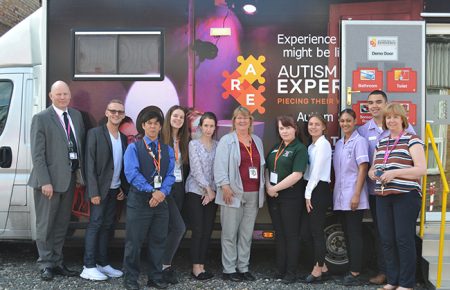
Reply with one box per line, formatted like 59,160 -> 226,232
333,109 -> 369,286
185,112 -> 218,280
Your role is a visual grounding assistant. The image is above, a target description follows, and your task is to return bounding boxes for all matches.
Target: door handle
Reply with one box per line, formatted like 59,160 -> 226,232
346,87 -> 360,106
0,146 -> 12,168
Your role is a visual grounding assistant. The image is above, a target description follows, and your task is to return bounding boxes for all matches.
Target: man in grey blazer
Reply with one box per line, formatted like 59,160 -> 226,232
80,99 -> 129,281
28,80 -> 85,281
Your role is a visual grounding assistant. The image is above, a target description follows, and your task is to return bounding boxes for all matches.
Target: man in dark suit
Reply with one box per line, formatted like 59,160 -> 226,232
28,80 -> 85,281
80,99 -> 129,281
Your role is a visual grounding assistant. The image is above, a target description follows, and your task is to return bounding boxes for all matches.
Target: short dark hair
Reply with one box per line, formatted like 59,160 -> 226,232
368,90 -> 388,101
136,107 -> 164,136
277,115 -> 297,131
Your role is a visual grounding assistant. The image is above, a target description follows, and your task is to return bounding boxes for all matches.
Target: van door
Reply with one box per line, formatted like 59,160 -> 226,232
340,20 -> 425,136
0,73 -> 23,234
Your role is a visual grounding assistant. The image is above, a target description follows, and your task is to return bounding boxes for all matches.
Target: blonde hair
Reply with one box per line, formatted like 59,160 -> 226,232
382,103 -> 409,130
231,106 -> 253,134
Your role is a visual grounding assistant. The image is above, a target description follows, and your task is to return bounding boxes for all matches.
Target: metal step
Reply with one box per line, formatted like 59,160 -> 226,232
424,256 -> 450,287
428,278 -> 450,290
422,233 -> 450,256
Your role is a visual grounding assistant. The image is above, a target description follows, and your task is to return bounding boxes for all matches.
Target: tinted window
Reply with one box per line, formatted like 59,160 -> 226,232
74,31 -> 164,80
0,81 -> 13,136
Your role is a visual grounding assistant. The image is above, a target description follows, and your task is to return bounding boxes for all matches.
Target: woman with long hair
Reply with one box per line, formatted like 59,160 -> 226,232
160,105 -> 190,284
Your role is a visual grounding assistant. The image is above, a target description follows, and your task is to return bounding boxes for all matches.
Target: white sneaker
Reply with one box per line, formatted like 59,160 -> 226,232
96,264 -> 123,278
80,266 -> 108,281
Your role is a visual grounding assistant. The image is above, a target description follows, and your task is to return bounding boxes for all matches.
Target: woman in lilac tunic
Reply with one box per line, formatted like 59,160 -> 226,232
333,109 -> 369,286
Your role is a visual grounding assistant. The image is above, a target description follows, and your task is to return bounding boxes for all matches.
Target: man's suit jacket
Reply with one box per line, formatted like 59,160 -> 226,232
28,106 -> 85,193
85,124 -> 129,199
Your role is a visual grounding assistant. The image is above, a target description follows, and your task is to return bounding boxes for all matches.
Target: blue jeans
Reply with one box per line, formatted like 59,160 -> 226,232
376,190 -> 420,288
83,188 -> 119,267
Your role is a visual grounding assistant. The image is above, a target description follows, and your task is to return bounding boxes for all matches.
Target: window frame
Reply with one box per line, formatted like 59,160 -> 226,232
71,29 -> 164,81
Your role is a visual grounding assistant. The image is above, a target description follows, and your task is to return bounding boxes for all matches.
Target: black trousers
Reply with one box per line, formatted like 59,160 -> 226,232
123,189 -> 169,283
268,187 -> 303,275
338,209 -> 364,273
185,192 -> 218,264
163,182 -> 186,265
376,190 -> 420,288
369,194 -> 386,274
83,188 -> 119,267
302,181 -> 332,267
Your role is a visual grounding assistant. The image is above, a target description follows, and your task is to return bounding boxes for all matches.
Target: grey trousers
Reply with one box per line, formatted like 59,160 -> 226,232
34,174 -> 75,269
220,191 -> 259,274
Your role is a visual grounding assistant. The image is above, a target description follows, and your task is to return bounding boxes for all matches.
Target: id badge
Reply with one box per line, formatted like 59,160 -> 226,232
270,171 -> 278,184
174,168 -> 183,182
249,167 -> 258,179
154,175 -> 162,189
69,152 -> 78,160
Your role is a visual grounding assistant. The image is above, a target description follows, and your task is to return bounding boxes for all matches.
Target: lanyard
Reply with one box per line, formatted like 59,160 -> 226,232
144,140 -> 161,174
241,140 -> 254,166
174,139 -> 180,163
273,141 -> 290,171
383,131 -> 403,165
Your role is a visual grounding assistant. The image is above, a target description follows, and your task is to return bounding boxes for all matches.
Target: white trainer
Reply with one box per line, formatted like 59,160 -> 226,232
80,266 -> 108,281
96,264 -> 123,278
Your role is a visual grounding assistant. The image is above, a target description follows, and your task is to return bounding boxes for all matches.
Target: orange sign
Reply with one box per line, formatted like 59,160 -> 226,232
387,67 -> 417,92
352,67 -> 383,92
352,100 -> 417,126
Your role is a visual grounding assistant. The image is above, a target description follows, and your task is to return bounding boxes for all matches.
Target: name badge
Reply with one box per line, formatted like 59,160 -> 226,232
249,167 -> 258,179
174,168 -> 183,182
369,136 -> 377,141
270,171 -> 278,184
69,152 -> 78,160
154,175 -> 162,189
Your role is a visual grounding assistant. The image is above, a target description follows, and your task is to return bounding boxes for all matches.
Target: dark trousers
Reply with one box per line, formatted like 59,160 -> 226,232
369,194 -> 386,274
162,182 -> 186,265
83,188 -> 119,267
302,181 -> 332,267
123,190 -> 169,282
185,192 -> 218,264
376,190 -> 420,288
338,210 -> 364,273
34,173 -> 75,269
268,191 -> 303,275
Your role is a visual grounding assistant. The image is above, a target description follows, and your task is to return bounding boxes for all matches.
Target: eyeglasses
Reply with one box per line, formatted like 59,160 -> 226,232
107,109 -> 125,115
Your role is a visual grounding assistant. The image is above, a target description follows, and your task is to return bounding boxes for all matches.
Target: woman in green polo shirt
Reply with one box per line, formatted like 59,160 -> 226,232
265,115 -> 308,284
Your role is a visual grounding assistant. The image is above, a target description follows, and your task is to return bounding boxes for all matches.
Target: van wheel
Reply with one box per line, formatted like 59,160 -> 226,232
324,217 -> 348,273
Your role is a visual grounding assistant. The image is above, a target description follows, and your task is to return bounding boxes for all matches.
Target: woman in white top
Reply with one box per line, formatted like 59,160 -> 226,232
303,114 -> 332,283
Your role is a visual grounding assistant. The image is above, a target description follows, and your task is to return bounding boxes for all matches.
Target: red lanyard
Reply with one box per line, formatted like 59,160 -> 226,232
144,140 -> 161,174
383,131 -> 403,165
273,141 -> 290,171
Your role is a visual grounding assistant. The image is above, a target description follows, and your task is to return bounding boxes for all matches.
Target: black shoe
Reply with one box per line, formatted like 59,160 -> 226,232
343,273 -> 362,286
123,280 -> 140,290
52,264 -> 78,277
191,271 -> 214,280
304,274 -> 322,283
222,272 -> 243,282
40,267 -> 54,281
239,271 -> 256,281
162,267 -> 179,284
281,272 -> 296,284
147,279 -> 168,289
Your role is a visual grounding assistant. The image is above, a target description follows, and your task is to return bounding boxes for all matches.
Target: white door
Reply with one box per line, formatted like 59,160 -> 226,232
0,73 -> 23,233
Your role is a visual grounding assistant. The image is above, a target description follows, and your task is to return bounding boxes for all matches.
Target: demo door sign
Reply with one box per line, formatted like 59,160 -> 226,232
368,36 -> 398,61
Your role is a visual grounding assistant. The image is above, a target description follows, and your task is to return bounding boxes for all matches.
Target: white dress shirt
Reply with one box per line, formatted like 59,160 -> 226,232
304,135 -> 332,199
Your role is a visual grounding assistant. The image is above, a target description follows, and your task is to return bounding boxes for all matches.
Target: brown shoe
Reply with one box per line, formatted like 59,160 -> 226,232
369,273 -> 387,285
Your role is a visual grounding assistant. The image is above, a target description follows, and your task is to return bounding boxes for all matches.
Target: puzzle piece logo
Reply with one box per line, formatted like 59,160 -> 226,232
222,55 -> 266,114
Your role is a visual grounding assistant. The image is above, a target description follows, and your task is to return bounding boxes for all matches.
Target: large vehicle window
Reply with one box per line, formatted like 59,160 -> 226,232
0,81 -> 13,136
73,30 -> 164,80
